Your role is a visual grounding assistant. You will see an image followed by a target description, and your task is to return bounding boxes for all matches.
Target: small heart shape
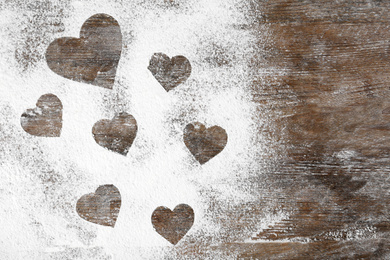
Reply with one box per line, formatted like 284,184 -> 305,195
21,94 -> 63,137
148,53 -> 191,91
76,184 -> 121,227
45,13 -> 122,89
151,204 -> 194,245
183,122 -> 228,164
92,112 -> 137,155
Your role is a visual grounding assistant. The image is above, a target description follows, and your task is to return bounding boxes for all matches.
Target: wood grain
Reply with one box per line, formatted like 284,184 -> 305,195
92,112 -> 138,156
183,122 -> 228,164
21,93 -> 63,137
151,204 -> 195,245
76,184 -> 121,227
164,1 -> 390,258
148,53 -> 192,92
45,13 -> 122,88
14,1 -> 390,258
230,0 -> 390,258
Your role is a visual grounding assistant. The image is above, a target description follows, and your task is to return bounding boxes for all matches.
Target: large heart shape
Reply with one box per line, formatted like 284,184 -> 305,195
76,184 -> 121,227
183,122 -> 228,164
151,204 -> 194,245
21,93 -> 63,137
45,13 -> 122,89
92,112 -> 137,155
148,53 -> 191,91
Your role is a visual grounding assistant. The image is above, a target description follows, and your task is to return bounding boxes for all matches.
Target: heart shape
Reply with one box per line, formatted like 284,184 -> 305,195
76,184 -> 121,227
151,204 -> 194,245
92,112 -> 137,155
45,13 -> 122,89
183,122 -> 228,164
148,53 -> 191,91
21,94 -> 63,137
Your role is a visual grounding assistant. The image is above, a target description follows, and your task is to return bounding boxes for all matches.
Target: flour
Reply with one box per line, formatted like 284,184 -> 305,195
0,0 -> 270,259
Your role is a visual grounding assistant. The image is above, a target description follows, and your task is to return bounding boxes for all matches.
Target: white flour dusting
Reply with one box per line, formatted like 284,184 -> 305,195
0,0 -> 271,259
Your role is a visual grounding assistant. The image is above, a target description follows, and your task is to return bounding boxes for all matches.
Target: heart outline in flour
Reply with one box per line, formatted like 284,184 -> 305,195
92,112 -> 138,156
183,122 -> 228,164
151,204 -> 195,245
148,52 -> 191,91
76,184 -> 121,227
45,13 -> 122,89
21,93 -> 63,137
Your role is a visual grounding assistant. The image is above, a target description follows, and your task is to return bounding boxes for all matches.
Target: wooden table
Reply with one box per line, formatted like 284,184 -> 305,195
211,0 -> 390,258
4,0 -> 390,259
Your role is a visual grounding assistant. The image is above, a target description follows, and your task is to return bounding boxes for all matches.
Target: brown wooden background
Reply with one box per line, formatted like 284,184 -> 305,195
5,0 -> 390,259
180,0 -> 390,259
222,0 -> 390,258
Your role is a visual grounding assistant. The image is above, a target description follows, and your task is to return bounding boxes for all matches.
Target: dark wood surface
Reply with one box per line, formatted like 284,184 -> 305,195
92,112 -> 138,156
148,53 -> 192,92
151,204 -> 195,245
218,0 -> 390,258
160,0 -> 390,258
76,184 -> 121,227
7,0 -> 390,258
183,122 -> 227,165
45,13 -> 122,89
20,93 -> 63,137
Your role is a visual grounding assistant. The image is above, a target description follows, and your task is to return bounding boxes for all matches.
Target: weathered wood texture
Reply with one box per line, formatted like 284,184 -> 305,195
229,0 -> 390,258
163,1 -> 390,258
151,204 -> 195,245
15,1 -> 390,258
183,122 -> 228,164
76,184 -> 121,227
92,112 -> 138,156
148,53 -> 192,92
21,93 -> 63,137
45,13 -> 122,88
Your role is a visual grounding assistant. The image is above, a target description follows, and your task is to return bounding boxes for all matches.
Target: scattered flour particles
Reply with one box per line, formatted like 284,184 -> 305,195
0,0 -> 274,259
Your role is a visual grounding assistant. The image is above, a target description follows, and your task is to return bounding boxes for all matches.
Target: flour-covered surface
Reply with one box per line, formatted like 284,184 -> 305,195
1,0 -> 390,259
